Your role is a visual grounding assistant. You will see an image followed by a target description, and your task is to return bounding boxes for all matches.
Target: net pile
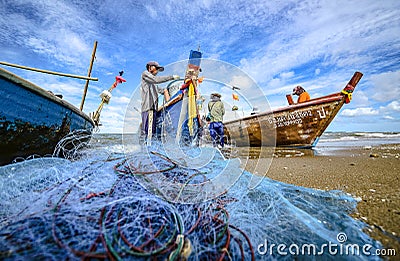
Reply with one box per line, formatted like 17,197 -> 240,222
0,136 -> 382,260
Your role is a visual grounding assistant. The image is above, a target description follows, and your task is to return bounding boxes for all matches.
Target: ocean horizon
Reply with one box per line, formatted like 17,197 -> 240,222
90,131 -> 400,156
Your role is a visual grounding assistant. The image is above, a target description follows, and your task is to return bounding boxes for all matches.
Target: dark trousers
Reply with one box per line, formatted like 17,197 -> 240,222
209,122 -> 224,147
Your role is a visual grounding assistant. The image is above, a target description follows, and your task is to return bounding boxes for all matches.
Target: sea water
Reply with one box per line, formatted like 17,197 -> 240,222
0,132 -> 395,260
315,132 -> 400,156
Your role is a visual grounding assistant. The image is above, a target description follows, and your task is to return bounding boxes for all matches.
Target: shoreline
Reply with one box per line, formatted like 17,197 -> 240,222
238,143 -> 400,258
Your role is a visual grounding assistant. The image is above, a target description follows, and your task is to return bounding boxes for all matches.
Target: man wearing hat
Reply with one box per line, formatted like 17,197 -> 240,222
140,61 -> 179,141
292,85 -> 310,103
207,93 -> 225,148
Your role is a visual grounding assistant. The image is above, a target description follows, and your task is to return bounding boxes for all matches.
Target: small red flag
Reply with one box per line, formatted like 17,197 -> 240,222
116,75 -> 126,84
232,93 -> 239,101
112,75 -> 126,89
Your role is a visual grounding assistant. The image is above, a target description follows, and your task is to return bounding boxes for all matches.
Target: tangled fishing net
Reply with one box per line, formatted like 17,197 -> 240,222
0,133 -> 382,260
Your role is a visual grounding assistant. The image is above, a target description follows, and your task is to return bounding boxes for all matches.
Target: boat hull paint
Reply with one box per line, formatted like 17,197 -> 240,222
225,95 -> 343,148
0,68 -> 94,165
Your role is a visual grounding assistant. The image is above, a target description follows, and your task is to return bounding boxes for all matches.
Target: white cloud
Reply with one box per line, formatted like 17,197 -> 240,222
144,5 -> 157,19
228,75 -> 254,90
370,71 -> 400,102
280,71 -> 295,79
350,90 -> 370,107
341,107 -> 379,117
379,100 -> 400,114
239,1 -> 400,85
111,96 -> 131,105
387,101 -> 400,111
384,115 -> 395,120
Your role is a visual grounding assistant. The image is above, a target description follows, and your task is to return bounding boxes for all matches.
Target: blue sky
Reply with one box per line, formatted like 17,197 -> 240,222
1,0 -> 399,133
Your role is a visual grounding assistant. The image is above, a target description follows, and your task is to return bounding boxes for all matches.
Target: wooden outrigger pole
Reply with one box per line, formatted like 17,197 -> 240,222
0,61 -> 98,81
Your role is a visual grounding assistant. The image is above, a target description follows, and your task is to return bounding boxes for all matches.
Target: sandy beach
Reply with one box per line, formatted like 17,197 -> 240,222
237,144 -> 400,258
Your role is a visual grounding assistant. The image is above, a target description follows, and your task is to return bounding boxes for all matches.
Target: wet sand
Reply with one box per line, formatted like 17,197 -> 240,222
238,144 -> 400,258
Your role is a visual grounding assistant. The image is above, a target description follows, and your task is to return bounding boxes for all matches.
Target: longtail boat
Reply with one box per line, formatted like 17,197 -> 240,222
155,50 -> 203,145
0,42 -> 125,165
223,72 -> 363,148
0,67 -> 95,165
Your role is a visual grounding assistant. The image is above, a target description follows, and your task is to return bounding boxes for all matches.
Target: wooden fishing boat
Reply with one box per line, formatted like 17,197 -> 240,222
155,50 -> 203,145
224,72 -> 363,148
0,67 -> 95,165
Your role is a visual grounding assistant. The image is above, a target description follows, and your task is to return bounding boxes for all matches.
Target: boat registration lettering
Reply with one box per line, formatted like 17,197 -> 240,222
268,110 -> 312,128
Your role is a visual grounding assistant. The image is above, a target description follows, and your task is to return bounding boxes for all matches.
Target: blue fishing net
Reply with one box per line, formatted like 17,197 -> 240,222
0,139 -> 382,260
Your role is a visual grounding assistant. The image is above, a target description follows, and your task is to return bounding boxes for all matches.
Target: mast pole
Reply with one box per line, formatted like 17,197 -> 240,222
80,40 -> 98,111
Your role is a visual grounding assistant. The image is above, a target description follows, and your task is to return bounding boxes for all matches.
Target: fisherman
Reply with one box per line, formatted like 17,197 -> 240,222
207,93 -> 225,148
140,61 -> 179,141
293,85 -> 310,103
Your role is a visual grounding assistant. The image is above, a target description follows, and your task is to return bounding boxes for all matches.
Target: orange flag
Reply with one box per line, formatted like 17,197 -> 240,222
198,76 -> 204,83
232,93 -> 239,101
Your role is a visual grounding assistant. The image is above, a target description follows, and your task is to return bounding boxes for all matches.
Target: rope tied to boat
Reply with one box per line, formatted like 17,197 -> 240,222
341,84 -> 355,104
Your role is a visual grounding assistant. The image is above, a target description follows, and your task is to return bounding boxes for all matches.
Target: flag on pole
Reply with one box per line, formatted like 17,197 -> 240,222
112,75 -> 126,89
232,93 -> 239,101
111,72 -> 126,89
187,80 -> 197,136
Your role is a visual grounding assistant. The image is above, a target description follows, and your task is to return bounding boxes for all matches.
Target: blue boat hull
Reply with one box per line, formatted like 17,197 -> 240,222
156,96 -> 202,145
0,68 -> 94,165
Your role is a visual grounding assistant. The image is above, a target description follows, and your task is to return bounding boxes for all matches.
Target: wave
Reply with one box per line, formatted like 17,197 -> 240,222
320,132 -> 400,144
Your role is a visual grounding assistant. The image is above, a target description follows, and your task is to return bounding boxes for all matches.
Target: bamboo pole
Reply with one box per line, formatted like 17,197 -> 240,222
0,61 -> 98,81
92,84 -> 114,126
80,40 -> 98,111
